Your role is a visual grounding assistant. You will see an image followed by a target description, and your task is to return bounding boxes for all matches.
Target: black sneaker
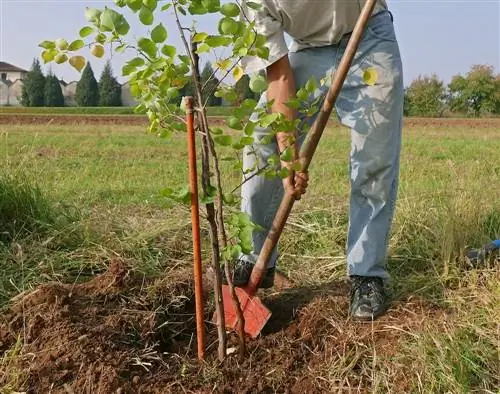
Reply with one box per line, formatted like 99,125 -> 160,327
222,260 -> 275,289
349,276 -> 389,321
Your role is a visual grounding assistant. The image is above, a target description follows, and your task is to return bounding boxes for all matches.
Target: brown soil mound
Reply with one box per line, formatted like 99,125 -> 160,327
0,261 -> 446,393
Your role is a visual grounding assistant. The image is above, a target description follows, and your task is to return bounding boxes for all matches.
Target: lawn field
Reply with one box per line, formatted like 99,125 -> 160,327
0,120 -> 499,393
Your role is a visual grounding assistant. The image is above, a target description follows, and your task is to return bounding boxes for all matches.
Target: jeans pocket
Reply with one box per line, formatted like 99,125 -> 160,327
366,11 -> 397,42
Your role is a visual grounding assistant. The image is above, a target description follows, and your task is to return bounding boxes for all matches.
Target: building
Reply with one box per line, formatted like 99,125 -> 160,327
0,61 -> 27,83
0,61 -> 140,107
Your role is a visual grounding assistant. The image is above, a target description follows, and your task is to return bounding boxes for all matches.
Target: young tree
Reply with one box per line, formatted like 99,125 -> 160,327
39,0 -> 310,362
99,61 -> 122,106
21,58 -> 46,107
448,65 -> 499,117
76,62 -> 99,106
405,74 -> 446,117
44,73 -> 65,107
201,62 -> 221,106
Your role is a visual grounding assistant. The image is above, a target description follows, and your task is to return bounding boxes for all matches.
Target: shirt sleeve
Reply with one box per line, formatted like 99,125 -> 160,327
240,1 -> 289,74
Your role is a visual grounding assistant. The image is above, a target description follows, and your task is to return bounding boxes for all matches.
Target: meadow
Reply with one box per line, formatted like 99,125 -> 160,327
0,119 -> 498,393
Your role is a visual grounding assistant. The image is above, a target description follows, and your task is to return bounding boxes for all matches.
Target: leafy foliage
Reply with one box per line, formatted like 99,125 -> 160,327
448,65 -> 500,117
405,74 -> 446,117
44,73 -> 65,107
99,61 -> 122,106
21,59 -> 46,107
76,62 -> 99,107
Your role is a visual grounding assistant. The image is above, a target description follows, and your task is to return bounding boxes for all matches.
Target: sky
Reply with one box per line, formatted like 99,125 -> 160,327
0,0 -> 499,87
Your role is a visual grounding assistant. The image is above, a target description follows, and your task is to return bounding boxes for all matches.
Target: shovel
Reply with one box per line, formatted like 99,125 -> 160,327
219,0 -> 379,338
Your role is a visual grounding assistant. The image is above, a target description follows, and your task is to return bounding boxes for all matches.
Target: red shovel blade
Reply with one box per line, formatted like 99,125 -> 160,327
213,285 -> 271,338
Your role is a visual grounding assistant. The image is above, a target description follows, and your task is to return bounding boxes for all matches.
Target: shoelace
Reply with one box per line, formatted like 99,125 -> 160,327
351,277 -> 382,297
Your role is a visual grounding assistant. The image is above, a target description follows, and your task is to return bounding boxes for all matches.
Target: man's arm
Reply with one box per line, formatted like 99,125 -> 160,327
266,56 -> 308,199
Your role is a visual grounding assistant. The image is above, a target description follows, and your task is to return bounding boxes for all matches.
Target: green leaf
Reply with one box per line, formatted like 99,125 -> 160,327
196,43 -> 210,54
41,50 -> 57,63
244,121 -> 256,136
305,77 -> 318,94
39,40 -> 55,49
151,23 -> 167,42
227,116 -> 243,130
205,35 -> 231,47
246,1 -> 262,10
192,32 -> 208,43
84,8 -> 102,23
249,74 -> 267,93
259,113 -> 278,128
79,26 -> 94,38
177,5 -> 186,15
69,55 -> 86,72
230,245 -> 242,260
128,0 -> 142,11
214,135 -> 232,146
138,37 -> 157,58
202,0 -> 220,13
188,2 -> 207,14
139,6 -> 154,25
211,127 -> 224,135
220,2 -> 239,17
280,146 -> 294,162
161,3 -> 172,11
178,55 -> 190,64
115,43 -> 127,53
161,45 -> 176,58
68,39 -> 85,51
95,33 -> 106,44
128,57 -> 145,67
143,0 -> 157,10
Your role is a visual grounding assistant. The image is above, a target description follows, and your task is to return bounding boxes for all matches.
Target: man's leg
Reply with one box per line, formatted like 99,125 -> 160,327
336,11 -> 404,319
230,46 -> 338,287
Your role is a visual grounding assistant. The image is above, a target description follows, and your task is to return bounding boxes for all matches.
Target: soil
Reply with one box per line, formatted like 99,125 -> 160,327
1,113 -> 499,128
0,260 -> 447,393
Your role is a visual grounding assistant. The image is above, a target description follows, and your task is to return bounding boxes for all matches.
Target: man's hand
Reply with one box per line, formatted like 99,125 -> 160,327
282,160 -> 309,200
267,56 -> 310,200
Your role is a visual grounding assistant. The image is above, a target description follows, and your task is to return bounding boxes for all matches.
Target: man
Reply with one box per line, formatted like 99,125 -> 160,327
224,0 -> 404,321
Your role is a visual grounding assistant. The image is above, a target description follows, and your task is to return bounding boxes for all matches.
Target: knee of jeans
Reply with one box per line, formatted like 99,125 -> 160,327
351,160 -> 395,201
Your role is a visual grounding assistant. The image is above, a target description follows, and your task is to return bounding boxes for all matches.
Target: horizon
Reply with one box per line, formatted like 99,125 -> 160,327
1,0 -> 499,87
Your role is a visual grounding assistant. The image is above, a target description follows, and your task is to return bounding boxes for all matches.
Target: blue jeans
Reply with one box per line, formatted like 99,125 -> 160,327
240,11 -> 404,279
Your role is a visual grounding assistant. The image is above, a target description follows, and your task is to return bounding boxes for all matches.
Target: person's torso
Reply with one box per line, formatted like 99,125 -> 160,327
264,0 -> 388,50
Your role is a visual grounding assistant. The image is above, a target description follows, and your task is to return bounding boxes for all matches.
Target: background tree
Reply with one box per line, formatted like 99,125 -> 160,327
201,62 -> 222,106
405,74 -> 446,117
21,58 -> 46,107
448,65 -> 499,117
44,72 -> 65,107
99,61 -> 122,106
76,62 -> 99,106
234,74 -> 258,105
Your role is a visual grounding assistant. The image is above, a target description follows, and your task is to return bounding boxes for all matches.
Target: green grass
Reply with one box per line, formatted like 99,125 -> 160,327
0,120 -> 499,392
0,106 -> 237,116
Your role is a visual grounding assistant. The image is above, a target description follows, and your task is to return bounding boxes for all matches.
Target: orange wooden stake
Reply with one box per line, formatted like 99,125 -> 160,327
186,97 -> 205,360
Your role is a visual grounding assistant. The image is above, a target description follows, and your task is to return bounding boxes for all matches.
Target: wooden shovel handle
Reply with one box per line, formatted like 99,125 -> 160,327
247,0 -> 379,294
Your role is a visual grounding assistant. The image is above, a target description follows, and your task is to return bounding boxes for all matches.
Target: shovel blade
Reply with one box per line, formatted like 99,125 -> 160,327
214,285 -> 272,338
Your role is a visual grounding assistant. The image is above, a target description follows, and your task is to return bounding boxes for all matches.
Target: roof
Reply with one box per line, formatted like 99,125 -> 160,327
0,61 -> 28,73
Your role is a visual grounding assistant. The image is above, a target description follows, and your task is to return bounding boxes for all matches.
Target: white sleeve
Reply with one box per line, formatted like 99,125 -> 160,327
240,1 -> 289,74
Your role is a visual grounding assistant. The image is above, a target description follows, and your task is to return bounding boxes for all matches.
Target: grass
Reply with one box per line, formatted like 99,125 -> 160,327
0,120 -> 499,392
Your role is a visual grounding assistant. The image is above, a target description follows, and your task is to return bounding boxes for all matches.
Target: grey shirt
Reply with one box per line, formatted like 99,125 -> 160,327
241,0 -> 388,73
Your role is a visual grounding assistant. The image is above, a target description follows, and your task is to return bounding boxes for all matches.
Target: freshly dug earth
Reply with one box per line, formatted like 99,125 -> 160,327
0,261 -> 447,393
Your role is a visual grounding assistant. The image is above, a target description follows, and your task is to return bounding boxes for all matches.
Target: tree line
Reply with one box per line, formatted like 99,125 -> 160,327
22,58 -> 498,116
404,65 -> 499,117
21,58 -> 122,107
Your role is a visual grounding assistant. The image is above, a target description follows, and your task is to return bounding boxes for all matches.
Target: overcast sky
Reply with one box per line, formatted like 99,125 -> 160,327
1,0 -> 499,86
